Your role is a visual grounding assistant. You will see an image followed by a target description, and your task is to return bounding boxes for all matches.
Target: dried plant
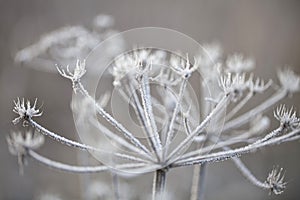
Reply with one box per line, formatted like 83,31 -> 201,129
9,21 -> 300,199
14,14 -> 123,73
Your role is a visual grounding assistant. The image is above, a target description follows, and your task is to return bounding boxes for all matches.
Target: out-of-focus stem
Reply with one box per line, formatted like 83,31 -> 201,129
112,173 -> 120,200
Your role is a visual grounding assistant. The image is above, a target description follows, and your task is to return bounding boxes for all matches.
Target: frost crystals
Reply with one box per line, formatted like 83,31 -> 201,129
13,98 -> 42,125
57,59 -> 86,92
274,105 -> 300,130
265,167 -> 287,195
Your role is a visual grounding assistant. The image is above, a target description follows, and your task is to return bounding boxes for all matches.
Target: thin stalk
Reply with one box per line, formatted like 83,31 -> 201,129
190,164 -> 206,200
29,119 -> 99,151
164,79 -> 187,157
190,127 -> 209,200
127,82 -> 182,136
28,150 -> 147,173
118,82 -> 160,159
183,116 -> 192,135
139,74 -> 162,160
172,128 -> 300,168
128,82 -> 161,159
77,82 -> 151,156
225,91 -> 253,121
224,89 -> 287,132
208,133 -> 271,190
76,140 -> 91,199
90,117 -> 153,162
167,95 -> 228,162
253,126 -> 283,144
222,147 -> 269,189
152,169 -> 167,200
179,131 -> 259,162
29,118 -> 149,162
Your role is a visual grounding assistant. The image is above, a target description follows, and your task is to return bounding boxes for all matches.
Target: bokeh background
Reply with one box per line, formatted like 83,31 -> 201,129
0,0 -> 300,199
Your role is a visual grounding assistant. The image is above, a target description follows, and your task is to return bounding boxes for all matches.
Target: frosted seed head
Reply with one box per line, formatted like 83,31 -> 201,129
12,98 -> 42,125
15,26 -> 93,64
274,105 -> 300,130
265,167 -> 287,195
169,54 -> 198,78
73,59 -> 87,80
219,73 -> 248,101
57,59 -> 86,92
196,42 -> 222,68
226,53 -> 255,73
112,53 -> 139,86
112,49 -> 168,87
277,68 -> 300,93
247,75 -> 273,94
7,131 -> 44,155
6,131 -> 44,175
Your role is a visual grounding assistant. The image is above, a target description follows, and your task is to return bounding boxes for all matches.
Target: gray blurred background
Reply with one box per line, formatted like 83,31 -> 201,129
0,0 -> 300,199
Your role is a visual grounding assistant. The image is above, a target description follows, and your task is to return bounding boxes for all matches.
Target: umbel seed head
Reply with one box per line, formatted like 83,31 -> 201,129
12,98 -> 42,125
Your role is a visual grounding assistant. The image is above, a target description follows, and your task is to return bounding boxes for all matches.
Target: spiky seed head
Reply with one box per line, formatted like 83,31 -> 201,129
265,167 -> 287,195
274,105 -> 300,130
12,98 -> 42,125
56,59 -> 86,92
219,73 -> 248,101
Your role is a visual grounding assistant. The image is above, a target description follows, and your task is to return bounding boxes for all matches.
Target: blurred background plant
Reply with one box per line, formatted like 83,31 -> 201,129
1,1 -> 300,200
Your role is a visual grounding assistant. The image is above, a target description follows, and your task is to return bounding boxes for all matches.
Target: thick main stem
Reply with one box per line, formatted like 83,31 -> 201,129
190,164 -> 206,200
190,140 -> 208,200
152,169 -> 167,200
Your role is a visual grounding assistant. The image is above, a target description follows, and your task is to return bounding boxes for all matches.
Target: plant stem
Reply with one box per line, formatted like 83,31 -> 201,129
28,150 -> 148,173
190,164 -> 206,200
139,74 -> 162,160
225,91 -> 253,121
223,89 -> 287,132
78,82 -> 151,156
167,95 -> 228,162
172,128 -> 300,167
190,136 -> 209,200
164,79 -> 187,157
112,173 -> 120,200
152,169 -> 167,200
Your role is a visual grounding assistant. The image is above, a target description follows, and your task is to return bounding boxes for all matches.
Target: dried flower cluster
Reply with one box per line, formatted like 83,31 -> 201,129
7,130 -> 44,174
9,25 -> 300,199
12,98 -> 42,125
14,14 -> 123,73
